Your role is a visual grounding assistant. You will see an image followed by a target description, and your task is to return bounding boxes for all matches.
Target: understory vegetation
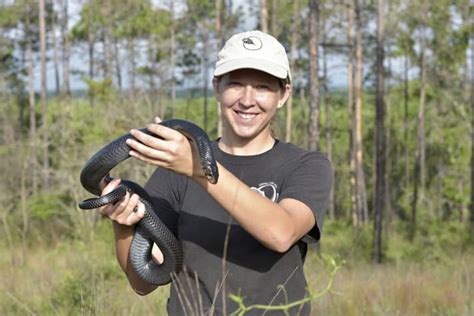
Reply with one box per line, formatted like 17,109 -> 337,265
0,84 -> 472,315
1,219 -> 472,315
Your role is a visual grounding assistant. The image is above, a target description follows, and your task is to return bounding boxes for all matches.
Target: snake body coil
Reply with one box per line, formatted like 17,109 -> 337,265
79,119 -> 218,285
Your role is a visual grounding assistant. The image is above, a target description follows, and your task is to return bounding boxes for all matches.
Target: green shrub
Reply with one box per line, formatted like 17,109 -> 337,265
51,270 -> 96,314
25,193 -> 75,245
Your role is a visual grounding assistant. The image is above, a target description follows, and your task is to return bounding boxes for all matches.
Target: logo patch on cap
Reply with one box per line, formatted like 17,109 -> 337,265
242,36 -> 263,51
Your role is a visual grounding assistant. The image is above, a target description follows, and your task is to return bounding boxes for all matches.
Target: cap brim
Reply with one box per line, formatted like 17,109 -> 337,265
214,58 -> 288,79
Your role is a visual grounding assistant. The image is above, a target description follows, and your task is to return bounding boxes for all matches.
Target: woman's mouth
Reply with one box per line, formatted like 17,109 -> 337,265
235,110 -> 258,121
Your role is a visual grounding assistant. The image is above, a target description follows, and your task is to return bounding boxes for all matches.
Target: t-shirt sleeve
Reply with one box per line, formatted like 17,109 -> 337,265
279,152 -> 332,242
144,167 -> 186,237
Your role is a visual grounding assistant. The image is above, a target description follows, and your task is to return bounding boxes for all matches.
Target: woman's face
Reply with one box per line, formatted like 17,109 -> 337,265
214,68 -> 290,142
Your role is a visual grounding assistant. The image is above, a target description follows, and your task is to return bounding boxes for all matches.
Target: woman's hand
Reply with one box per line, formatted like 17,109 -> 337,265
98,178 -> 145,226
125,117 -> 205,181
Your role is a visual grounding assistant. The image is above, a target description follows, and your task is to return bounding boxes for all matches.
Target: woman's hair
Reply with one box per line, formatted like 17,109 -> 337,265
278,77 -> 290,89
214,74 -> 290,93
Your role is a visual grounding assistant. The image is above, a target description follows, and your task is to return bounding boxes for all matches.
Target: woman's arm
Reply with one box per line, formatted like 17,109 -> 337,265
126,121 -> 317,253
99,179 -> 159,295
195,162 -> 315,252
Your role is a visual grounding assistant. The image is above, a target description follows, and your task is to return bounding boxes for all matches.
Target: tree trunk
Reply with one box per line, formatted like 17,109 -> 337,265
348,0 -> 357,226
103,0 -> 113,81
270,0 -> 277,36
59,0 -> 70,96
404,53 -> 410,188
216,0 -> 224,137
373,0 -> 385,263
1,95 -> 14,145
259,0 -> 268,33
127,38 -> 136,94
16,41 -> 27,128
411,144 -> 420,241
26,15 -> 37,196
286,0 -> 299,143
419,41 -> 427,204
354,0 -> 368,225
148,38 -> 157,108
170,0 -> 176,117
202,30 -> 209,132
20,159 -> 28,240
104,29 -> 113,80
323,41 -> 334,220
113,37 -> 122,91
470,24 -> 474,239
410,30 -> 427,241
307,0 -> 320,152
436,163 -> 444,219
385,54 -> 393,225
384,0 -> 393,227
88,31 -> 95,106
39,0 -> 49,187
300,84 -> 307,145
51,4 -> 60,95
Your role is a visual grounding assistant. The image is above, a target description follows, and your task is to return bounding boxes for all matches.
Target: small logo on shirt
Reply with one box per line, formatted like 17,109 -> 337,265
251,182 -> 279,202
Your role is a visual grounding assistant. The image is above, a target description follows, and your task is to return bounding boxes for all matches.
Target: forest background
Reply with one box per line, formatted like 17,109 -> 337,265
0,0 -> 473,315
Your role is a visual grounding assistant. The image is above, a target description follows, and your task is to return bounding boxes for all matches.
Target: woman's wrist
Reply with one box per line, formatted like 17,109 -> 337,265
192,172 -> 211,189
112,221 -> 135,239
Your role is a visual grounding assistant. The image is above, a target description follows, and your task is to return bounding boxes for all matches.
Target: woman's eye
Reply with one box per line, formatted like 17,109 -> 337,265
256,84 -> 271,90
228,81 -> 242,87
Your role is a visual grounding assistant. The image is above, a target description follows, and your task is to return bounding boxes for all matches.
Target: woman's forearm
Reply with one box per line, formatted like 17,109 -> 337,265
195,162 -> 314,252
112,222 -> 158,295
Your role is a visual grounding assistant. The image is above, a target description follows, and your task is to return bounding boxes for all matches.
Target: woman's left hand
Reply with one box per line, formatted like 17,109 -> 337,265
126,117 -> 203,180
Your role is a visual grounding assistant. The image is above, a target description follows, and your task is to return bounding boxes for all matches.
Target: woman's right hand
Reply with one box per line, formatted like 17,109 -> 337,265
101,178 -> 164,266
99,178 -> 146,226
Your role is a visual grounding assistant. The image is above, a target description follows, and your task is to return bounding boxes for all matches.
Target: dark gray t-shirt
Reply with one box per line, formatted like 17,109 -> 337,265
144,140 -> 332,315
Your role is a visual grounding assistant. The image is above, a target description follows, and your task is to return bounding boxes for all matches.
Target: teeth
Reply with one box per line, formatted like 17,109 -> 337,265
237,112 -> 256,119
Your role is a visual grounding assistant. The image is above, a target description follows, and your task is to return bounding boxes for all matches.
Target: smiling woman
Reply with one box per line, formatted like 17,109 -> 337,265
213,69 -> 290,154
96,30 -> 333,316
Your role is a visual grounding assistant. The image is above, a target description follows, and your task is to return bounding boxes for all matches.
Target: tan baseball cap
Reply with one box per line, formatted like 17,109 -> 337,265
214,30 -> 291,81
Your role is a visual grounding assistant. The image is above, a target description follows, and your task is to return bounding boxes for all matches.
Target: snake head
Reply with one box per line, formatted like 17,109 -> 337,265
202,160 -> 219,184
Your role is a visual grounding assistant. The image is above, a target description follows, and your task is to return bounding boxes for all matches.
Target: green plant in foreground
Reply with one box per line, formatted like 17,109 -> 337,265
229,255 -> 343,316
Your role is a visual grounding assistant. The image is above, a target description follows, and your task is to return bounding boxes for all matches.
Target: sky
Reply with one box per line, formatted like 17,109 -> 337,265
31,0 -> 351,93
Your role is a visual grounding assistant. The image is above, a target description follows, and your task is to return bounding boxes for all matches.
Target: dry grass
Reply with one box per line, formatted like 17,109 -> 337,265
307,251 -> 473,316
0,235 -> 169,315
1,226 -> 472,315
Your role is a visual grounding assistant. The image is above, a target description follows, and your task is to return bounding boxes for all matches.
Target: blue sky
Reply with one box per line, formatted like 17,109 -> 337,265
31,0 -> 351,93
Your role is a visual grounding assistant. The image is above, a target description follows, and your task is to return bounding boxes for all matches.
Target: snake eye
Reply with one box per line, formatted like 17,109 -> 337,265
206,174 -> 218,184
203,167 -> 218,184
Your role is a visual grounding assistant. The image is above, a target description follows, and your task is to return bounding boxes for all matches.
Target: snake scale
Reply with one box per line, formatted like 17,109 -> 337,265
79,119 -> 219,285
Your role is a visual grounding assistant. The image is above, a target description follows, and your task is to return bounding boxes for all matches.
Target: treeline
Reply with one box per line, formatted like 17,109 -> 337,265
0,0 -> 473,262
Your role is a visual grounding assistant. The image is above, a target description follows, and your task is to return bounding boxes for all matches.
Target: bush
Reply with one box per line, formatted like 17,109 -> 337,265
23,193 -> 75,245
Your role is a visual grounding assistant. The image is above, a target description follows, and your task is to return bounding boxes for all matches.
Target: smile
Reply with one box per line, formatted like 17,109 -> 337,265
235,110 -> 258,121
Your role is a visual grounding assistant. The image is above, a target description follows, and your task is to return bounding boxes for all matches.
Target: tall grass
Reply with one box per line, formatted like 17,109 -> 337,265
308,251 -> 473,315
0,221 -> 169,315
308,220 -> 474,315
1,220 -> 472,315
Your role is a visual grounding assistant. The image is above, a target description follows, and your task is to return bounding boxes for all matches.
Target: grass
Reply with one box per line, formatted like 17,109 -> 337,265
1,220 -> 473,315
307,251 -> 473,315
0,224 -> 169,315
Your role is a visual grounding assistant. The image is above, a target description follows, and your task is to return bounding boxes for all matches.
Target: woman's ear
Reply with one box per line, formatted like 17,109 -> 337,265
277,84 -> 292,108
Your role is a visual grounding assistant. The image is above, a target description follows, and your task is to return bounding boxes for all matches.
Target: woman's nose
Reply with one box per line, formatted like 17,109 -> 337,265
239,85 -> 256,107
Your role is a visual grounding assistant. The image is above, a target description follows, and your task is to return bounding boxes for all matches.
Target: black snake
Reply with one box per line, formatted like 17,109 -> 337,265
79,119 -> 219,285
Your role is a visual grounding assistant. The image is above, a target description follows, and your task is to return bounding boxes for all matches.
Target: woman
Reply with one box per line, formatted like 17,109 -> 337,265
100,30 -> 332,315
